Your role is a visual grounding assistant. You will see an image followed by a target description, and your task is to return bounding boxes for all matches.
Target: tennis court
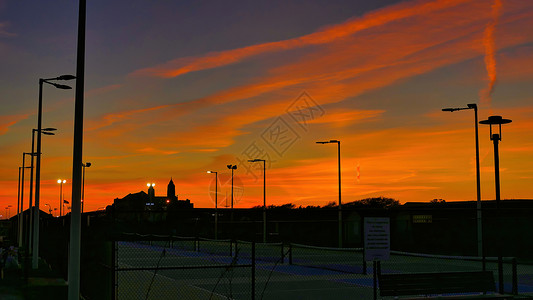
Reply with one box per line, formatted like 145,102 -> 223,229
113,237 -> 533,299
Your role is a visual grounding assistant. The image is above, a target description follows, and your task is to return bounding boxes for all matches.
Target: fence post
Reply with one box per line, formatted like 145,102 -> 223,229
112,240 -> 116,300
281,243 -> 284,264
373,260 -> 377,300
196,237 -> 200,252
512,258 -> 518,295
288,243 -> 292,265
252,241 -> 256,300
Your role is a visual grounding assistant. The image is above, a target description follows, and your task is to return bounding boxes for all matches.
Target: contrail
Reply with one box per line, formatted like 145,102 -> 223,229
480,0 -> 502,106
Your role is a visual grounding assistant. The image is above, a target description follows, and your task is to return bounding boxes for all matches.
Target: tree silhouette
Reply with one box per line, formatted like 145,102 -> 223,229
344,197 -> 400,209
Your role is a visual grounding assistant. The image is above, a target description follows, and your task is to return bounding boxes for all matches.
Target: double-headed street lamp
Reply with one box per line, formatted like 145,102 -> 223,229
249,159 -> 267,243
207,171 -> 218,239
479,115 -> 512,294
82,162 -> 91,213
34,75 -> 74,269
57,179 -> 67,217
442,103 -> 483,258
29,128 -> 56,251
317,139 -> 342,247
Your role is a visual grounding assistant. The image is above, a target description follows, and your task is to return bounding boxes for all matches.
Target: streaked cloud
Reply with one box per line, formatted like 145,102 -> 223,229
131,0 -> 471,78
0,21 -> 16,38
0,113 -> 30,135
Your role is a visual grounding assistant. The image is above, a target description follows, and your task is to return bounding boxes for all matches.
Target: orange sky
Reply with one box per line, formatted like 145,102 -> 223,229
1,0 -> 533,216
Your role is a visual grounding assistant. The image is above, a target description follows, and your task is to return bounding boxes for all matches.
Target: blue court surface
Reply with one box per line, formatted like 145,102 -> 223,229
114,240 -> 533,299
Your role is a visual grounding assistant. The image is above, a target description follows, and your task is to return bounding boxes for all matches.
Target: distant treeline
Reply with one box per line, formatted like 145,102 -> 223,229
251,197 -> 401,210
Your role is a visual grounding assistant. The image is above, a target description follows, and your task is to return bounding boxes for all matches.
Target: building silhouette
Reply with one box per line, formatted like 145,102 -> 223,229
113,178 -> 193,212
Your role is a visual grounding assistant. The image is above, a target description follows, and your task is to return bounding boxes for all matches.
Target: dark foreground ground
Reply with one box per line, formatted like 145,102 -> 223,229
0,256 -> 67,300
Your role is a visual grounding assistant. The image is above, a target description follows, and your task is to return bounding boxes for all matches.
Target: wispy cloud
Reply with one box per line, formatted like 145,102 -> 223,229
0,113 -> 30,135
130,0 -> 471,78
92,0 -> 533,152
0,21 -> 16,38
479,0 -> 502,106
86,104 -> 170,131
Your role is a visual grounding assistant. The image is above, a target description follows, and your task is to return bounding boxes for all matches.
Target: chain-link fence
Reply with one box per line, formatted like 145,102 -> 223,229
33,207 -> 533,299
111,234 -> 530,299
114,236 -> 260,299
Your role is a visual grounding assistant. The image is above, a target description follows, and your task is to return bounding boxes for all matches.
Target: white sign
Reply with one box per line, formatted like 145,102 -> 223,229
364,217 -> 390,261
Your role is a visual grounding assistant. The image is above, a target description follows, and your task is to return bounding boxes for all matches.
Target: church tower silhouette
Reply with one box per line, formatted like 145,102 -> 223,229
167,178 -> 177,201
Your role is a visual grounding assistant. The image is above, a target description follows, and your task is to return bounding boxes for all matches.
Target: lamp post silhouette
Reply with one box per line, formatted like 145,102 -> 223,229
479,115 -> 512,295
17,165 -> 32,247
58,179 -> 67,217
227,165 -> 237,225
28,128 -> 56,252
249,159 -> 267,243
6,205 -> 12,219
226,165 -> 237,209
20,152 -> 35,248
442,103 -> 483,258
207,171 -> 218,239
317,139 -> 343,247
82,162 -> 91,213
34,75 -> 74,269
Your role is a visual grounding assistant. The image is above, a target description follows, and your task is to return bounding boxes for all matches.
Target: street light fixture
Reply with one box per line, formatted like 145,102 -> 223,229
316,139 -> 343,247
479,115 -> 512,294
249,159 -> 267,243
207,171 -> 219,239
34,75 -> 74,269
442,103 -> 483,258
58,179 -> 67,217
82,162 -> 91,213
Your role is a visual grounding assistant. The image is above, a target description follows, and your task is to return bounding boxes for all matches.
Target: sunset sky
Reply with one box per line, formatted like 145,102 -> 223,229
1,0 -> 533,215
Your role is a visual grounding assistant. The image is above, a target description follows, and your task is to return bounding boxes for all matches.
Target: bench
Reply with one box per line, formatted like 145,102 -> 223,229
378,271 -> 511,299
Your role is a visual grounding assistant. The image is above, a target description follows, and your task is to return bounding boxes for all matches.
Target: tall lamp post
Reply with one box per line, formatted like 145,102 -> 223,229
17,167 -> 22,243
226,165 -> 237,209
207,171 -> 218,239
29,128 -> 56,252
442,103 -> 483,258
82,162 -> 91,213
57,179 -> 67,217
6,205 -> 12,219
227,165 -> 237,224
317,139 -> 342,247
249,159 -> 267,243
479,115 -> 512,294
69,1 -> 87,298
17,165 -> 32,247
20,152 -> 34,248
34,74 -> 75,269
